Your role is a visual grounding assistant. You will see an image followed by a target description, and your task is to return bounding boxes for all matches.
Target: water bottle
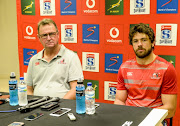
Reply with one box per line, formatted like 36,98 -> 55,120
9,72 -> 18,106
76,78 -> 86,114
18,77 -> 28,106
85,82 -> 95,115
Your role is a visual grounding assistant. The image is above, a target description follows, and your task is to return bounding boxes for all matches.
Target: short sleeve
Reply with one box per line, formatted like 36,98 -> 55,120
161,63 -> 178,94
117,66 -> 127,90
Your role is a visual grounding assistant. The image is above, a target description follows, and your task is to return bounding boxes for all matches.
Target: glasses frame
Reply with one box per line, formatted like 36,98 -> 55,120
39,31 -> 58,39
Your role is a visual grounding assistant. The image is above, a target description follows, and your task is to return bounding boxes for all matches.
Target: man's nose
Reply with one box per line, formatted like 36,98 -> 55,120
46,34 -> 51,40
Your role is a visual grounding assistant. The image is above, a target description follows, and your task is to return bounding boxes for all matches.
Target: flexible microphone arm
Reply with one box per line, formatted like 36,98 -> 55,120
17,96 -> 50,113
29,97 -> 60,109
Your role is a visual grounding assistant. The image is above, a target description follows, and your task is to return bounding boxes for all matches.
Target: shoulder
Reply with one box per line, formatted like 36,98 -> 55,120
120,58 -> 136,68
155,56 -> 174,69
62,45 -> 77,57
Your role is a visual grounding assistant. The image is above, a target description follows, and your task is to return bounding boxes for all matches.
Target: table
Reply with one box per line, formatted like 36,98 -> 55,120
0,94 -> 168,126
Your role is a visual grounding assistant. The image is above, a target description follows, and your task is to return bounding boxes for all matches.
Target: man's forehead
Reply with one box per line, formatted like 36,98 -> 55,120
132,32 -> 149,39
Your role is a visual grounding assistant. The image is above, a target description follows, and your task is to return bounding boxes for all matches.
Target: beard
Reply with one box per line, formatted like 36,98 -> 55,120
134,46 -> 153,59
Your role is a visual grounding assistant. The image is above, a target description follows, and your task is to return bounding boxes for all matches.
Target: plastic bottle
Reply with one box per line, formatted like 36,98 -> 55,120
9,72 -> 18,106
76,78 -> 86,114
18,77 -> 28,106
85,82 -> 95,115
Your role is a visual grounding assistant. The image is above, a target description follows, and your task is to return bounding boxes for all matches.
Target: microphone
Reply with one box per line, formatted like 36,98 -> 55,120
18,97 -> 60,113
29,97 -> 60,109
17,96 -> 50,113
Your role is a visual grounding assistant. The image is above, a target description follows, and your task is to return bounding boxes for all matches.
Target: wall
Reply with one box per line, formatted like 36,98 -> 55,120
0,0 -> 19,92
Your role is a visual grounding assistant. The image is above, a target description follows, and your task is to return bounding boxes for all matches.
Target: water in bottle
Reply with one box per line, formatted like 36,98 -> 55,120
85,82 -> 95,115
9,72 -> 18,106
18,77 -> 28,106
76,78 -> 86,114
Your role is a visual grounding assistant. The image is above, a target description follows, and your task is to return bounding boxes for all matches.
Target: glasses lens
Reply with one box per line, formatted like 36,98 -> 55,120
40,32 -> 57,39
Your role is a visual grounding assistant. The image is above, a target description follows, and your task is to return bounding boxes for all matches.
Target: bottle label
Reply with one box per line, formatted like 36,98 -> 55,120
9,84 -> 17,90
76,91 -> 85,97
19,86 -> 27,92
86,94 -> 95,99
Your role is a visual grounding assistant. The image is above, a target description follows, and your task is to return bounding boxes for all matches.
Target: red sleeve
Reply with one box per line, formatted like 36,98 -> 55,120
117,66 -> 127,90
161,63 -> 178,94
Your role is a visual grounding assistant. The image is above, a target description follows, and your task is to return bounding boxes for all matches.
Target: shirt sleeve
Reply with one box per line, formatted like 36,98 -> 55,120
26,57 -> 33,86
117,66 -> 127,90
68,53 -> 84,82
161,63 -> 178,94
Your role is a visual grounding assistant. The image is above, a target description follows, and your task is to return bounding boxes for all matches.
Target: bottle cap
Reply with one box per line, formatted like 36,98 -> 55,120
10,72 -> 16,78
20,77 -> 24,80
77,78 -> 83,84
87,82 -> 92,86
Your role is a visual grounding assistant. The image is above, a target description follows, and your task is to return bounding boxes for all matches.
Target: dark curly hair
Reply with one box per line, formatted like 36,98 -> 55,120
129,23 -> 155,45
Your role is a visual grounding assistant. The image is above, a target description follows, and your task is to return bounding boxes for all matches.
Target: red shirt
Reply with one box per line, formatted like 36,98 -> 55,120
117,56 -> 177,108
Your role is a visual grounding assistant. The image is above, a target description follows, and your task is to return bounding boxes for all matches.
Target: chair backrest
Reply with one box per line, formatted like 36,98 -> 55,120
169,117 -> 173,126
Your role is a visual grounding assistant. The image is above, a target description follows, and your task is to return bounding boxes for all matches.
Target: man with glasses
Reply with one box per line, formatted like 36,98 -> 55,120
114,23 -> 177,126
26,18 -> 83,99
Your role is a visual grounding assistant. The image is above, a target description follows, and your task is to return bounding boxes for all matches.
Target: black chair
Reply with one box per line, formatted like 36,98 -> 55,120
169,117 -> 173,126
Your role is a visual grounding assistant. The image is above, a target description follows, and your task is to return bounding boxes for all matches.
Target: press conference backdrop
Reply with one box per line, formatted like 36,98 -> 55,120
16,0 -> 180,125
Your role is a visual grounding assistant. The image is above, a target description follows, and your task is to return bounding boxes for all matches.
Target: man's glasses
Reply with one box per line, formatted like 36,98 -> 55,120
39,32 -> 57,39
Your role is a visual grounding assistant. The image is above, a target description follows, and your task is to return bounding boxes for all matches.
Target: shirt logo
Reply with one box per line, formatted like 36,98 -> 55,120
35,62 -> 40,66
151,72 -> 161,79
127,72 -> 133,76
58,59 -> 66,64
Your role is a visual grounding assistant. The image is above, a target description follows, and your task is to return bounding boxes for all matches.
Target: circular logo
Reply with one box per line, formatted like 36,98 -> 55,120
86,0 -> 95,9
109,27 -> 119,38
26,26 -> 33,35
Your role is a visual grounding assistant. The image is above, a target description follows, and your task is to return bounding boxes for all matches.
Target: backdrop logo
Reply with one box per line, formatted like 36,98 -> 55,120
83,24 -> 99,44
105,25 -> 123,45
23,48 -> 37,66
105,53 -> 123,73
23,23 -> 36,41
157,0 -> 178,14
82,0 -> 99,15
135,0 -> 144,8
40,0 -> 55,16
84,79 -> 99,99
61,24 -> 77,43
60,0 -> 76,15
82,52 -> 99,72
104,81 -> 117,101
86,0 -> 95,8
130,0 -> 150,15
159,55 -> 176,67
161,25 -> 171,39
105,0 -> 124,15
156,24 -> 177,46
21,0 -> 35,15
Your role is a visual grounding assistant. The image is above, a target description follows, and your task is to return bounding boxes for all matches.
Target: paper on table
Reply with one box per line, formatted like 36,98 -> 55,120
138,108 -> 168,126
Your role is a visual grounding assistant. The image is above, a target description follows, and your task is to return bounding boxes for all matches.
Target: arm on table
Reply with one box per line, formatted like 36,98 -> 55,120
27,85 -> 34,95
157,94 -> 177,119
114,90 -> 128,105
63,80 -> 77,100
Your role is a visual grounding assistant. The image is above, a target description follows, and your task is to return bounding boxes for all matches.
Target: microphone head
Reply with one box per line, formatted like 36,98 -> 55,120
50,97 -> 60,102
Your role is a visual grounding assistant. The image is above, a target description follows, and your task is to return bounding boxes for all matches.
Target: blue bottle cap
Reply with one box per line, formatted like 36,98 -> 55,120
87,82 -> 92,86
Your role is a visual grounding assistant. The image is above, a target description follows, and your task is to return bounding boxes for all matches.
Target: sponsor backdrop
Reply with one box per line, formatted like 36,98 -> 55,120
17,0 -> 180,124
